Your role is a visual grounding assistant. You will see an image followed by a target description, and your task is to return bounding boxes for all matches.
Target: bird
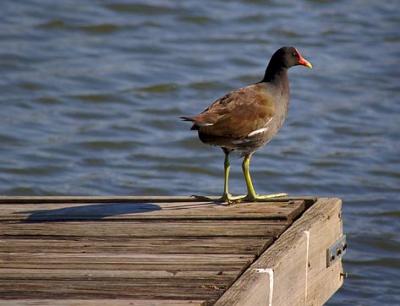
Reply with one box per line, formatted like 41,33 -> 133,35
181,46 -> 312,203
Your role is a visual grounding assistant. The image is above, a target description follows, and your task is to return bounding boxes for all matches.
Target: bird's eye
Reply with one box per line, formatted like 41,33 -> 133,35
292,52 -> 297,57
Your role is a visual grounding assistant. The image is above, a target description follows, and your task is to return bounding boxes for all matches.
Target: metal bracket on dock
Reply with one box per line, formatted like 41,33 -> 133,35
326,235 -> 347,267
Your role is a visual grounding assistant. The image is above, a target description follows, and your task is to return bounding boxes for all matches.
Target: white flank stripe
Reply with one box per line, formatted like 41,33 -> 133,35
248,127 -> 268,137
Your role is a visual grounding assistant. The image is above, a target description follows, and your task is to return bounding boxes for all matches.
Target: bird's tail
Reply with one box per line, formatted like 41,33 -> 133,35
180,116 -> 199,130
180,116 -> 195,122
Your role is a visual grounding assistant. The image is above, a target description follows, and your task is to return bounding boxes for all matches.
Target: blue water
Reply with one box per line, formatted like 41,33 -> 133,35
0,0 -> 399,304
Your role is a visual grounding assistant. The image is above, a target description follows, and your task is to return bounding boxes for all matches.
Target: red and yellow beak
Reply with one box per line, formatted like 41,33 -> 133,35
298,55 -> 313,69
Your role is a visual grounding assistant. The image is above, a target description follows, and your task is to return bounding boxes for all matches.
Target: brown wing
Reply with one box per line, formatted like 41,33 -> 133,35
192,84 -> 276,139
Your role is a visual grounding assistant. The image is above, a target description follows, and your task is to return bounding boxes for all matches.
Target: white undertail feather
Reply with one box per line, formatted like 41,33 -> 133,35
197,122 -> 214,127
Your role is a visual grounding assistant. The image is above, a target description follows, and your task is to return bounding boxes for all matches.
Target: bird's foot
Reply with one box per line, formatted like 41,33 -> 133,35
243,193 -> 288,202
219,192 -> 288,204
218,193 -> 246,205
191,192 -> 287,204
191,193 -> 245,205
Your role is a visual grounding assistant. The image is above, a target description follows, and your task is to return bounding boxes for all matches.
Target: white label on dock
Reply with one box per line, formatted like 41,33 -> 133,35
255,268 -> 274,306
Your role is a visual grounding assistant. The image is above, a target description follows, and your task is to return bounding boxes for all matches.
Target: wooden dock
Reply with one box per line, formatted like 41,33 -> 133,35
0,196 -> 345,306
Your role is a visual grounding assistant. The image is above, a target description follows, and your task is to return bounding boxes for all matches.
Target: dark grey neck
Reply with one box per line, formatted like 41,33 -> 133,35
260,64 -> 289,86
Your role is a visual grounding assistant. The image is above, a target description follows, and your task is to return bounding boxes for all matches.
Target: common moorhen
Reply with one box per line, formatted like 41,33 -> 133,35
182,46 -> 312,203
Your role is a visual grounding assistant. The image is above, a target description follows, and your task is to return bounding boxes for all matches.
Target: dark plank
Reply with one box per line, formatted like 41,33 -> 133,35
0,300 -> 206,306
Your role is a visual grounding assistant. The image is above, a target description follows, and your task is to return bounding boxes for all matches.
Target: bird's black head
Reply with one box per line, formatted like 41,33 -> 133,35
271,46 -> 312,69
262,46 -> 312,83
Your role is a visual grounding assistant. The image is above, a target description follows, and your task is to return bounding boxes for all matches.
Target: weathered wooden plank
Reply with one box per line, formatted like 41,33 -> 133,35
0,300 -> 205,306
0,268 -> 238,280
0,220 -> 288,238
0,261 -> 247,272
0,279 -> 227,300
214,198 -> 343,306
0,195 -> 316,204
1,253 -> 254,263
0,253 -> 254,275
0,237 -> 271,255
0,196 -> 200,204
0,200 -> 305,221
0,274 -> 233,287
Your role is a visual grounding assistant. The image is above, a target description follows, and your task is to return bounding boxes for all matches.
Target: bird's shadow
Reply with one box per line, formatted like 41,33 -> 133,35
17,202 -> 161,223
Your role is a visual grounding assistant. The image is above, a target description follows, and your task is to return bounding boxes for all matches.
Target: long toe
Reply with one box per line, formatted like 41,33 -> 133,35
190,194 -> 245,204
219,193 -> 246,205
244,193 -> 288,202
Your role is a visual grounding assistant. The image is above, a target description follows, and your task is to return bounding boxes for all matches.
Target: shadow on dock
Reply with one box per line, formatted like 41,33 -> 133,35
16,203 -> 161,222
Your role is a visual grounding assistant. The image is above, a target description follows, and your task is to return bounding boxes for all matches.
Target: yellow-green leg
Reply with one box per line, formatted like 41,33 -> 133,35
242,153 -> 287,201
220,150 -> 244,204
